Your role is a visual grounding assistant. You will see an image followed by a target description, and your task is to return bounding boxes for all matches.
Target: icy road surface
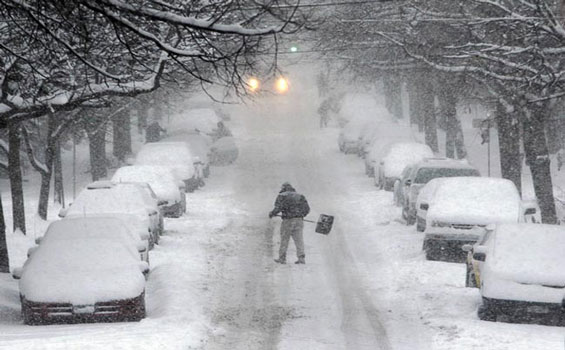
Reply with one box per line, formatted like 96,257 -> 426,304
1,94 -> 564,349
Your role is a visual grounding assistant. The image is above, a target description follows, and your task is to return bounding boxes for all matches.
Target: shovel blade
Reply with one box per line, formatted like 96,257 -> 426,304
315,214 -> 334,235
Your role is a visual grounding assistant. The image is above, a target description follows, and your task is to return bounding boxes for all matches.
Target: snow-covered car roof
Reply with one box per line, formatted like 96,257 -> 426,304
488,223 -> 565,286
412,159 -> 480,184
19,237 -> 145,304
64,212 -> 150,241
67,185 -> 153,218
161,134 -> 211,164
168,108 -> 220,135
112,166 -> 181,202
43,217 -> 145,253
135,142 -> 195,179
427,177 -> 521,225
382,142 -> 434,178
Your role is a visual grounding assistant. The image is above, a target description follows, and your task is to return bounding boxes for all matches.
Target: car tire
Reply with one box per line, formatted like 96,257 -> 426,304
21,299 -> 40,325
478,303 -> 496,322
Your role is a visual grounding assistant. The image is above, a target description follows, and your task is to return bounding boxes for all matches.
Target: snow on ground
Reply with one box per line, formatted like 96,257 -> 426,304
1,80 -> 565,349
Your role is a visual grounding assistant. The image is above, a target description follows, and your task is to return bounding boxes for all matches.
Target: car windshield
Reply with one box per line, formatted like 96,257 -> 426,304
414,167 -> 480,184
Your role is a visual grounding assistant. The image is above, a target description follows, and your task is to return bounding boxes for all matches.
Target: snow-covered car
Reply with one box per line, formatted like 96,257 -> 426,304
415,177 -> 449,232
60,183 -> 161,247
355,120 -> 379,158
374,142 -> 434,191
167,108 -> 229,141
86,181 -> 164,238
210,136 -> 239,166
135,141 -> 201,192
337,119 -> 367,154
422,177 -> 538,262
112,165 -> 186,218
34,217 -> 149,262
161,132 -> 212,178
363,124 -> 415,176
465,223 -> 565,325
12,223 -> 148,325
393,164 -> 416,207
403,158 -> 481,225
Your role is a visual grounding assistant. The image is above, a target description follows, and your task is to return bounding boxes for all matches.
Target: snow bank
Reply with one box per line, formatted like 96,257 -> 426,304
382,142 -> 434,178
112,166 -> 181,203
20,238 -> 145,304
427,177 -> 521,225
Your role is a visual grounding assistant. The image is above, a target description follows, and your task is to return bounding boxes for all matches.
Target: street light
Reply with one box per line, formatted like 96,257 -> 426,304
248,77 -> 260,92
275,77 -> 289,93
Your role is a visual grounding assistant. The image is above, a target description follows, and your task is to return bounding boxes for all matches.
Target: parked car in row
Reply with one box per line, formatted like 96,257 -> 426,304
421,177 -> 538,262
112,165 -> 186,218
401,158 -> 481,225
13,218 -> 148,325
374,142 -> 434,191
135,141 -> 202,192
464,223 -> 565,325
60,181 -> 162,247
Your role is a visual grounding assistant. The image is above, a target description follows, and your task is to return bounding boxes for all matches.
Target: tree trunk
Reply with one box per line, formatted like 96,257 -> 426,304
383,73 -> 403,119
0,193 -> 8,273
8,122 -> 25,234
406,76 -> 421,128
112,108 -> 132,162
418,76 -> 439,152
138,105 -> 148,135
438,87 -> 466,159
53,140 -> 64,206
88,119 -> 107,181
37,116 -> 57,220
496,102 -> 522,194
522,103 -> 557,224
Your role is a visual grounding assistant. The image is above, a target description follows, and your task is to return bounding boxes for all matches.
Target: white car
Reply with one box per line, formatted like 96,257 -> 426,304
12,221 -> 148,325
161,132 -> 212,178
422,177 -> 538,262
35,217 -> 149,262
374,142 -> 434,191
210,136 -> 239,166
402,158 -> 481,225
415,177 -> 450,232
112,165 -> 186,218
135,142 -> 201,192
61,182 -> 161,247
466,223 -> 565,325
167,108 -> 223,139
363,125 -> 414,177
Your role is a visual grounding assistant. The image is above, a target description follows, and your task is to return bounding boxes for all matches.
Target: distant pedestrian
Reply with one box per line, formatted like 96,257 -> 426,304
318,100 -> 330,128
145,121 -> 166,143
269,182 -> 310,264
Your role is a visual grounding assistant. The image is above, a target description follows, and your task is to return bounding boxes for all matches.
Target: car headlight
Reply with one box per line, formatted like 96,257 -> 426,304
431,221 -> 450,228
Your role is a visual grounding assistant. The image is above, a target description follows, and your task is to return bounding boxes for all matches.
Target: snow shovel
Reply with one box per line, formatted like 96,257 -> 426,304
274,214 -> 334,235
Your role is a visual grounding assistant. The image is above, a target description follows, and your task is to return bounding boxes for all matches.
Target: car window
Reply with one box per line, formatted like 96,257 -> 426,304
414,168 -> 480,184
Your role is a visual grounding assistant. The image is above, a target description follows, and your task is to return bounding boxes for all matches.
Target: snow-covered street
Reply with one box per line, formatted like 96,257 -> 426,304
0,93 -> 564,350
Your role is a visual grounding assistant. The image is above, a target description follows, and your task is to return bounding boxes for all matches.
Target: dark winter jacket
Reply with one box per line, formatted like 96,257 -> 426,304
271,188 -> 310,219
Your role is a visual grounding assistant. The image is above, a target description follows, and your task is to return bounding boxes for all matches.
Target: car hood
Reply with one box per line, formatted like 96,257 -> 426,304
20,265 -> 145,305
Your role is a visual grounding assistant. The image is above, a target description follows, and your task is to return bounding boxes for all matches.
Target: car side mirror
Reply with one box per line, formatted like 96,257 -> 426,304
524,207 -> 536,215
473,252 -> 486,262
27,246 -> 38,258
138,261 -> 150,276
405,179 -> 412,186
136,242 -> 147,253
34,237 -> 42,245
461,244 -> 473,252
420,203 -> 429,211
58,207 -> 69,218
12,267 -> 23,280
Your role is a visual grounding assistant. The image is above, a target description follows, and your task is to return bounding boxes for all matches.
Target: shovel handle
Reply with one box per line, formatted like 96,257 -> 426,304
273,214 -> 315,223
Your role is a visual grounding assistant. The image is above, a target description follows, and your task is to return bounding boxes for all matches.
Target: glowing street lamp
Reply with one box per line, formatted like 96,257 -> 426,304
275,77 -> 289,93
248,77 -> 260,92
